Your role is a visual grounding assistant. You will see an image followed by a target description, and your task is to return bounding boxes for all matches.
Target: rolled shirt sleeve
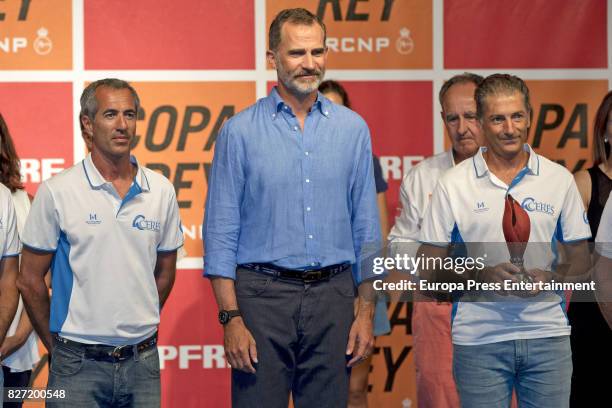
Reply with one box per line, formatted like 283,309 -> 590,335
350,126 -> 382,283
203,121 -> 245,280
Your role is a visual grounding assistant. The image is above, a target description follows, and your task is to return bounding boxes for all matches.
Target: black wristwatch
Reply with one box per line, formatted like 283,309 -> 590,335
218,309 -> 241,325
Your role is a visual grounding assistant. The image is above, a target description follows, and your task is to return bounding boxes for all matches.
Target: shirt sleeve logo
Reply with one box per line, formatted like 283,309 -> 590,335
132,215 -> 161,232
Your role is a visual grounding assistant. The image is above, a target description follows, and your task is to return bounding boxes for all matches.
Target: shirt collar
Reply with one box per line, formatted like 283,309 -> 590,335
448,149 -> 457,167
83,153 -> 150,191
472,143 -> 540,178
268,86 -> 331,119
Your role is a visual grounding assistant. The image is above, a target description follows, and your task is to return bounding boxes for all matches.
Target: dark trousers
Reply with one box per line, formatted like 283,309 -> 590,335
232,267 -> 355,408
2,366 -> 32,408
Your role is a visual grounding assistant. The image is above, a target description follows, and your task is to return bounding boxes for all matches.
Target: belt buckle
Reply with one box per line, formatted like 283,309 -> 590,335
110,345 -> 127,361
138,338 -> 156,352
303,270 -> 322,283
55,335 -> 68,344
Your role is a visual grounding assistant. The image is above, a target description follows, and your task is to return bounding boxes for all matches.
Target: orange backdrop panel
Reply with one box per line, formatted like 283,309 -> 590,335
266,0 -> 432,69
0,0 -> 72,69
131,82 -> 256,259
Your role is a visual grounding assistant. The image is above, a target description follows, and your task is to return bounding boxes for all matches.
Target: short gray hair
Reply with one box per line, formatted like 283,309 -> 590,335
475,74 -> 531,119
439,72 -> 483,107
80,78 -> 140,122
268,8 -> 326,51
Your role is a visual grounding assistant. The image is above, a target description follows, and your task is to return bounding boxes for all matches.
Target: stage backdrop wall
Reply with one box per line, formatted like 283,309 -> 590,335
1,0 -> 610,407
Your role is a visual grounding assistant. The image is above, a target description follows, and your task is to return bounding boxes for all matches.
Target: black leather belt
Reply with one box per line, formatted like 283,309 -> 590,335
240,262 -> 349,283
54,333 -> 158,363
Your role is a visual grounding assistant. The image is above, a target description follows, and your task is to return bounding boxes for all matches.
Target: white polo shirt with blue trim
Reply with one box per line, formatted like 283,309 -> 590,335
22,154 -> 183,346
0,184 -> 20,261
420,145 -> 591,345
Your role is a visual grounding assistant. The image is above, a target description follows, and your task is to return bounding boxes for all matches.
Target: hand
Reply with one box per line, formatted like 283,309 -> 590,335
223,317 -> 257,373
0,335 -> 26,362
523,268 -> 552,296
480,263 -> 521,296
346,312 -> 374,367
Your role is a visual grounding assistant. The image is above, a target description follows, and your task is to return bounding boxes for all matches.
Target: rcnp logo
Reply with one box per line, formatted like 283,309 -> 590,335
266,0 -> 432,69
132,215 -> 161,232
521,197 -> 554,216
0,0 -> 71,69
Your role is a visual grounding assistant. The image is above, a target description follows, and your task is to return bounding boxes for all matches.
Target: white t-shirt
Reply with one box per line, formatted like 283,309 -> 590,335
3,188 -> 39,372
22,154 -> 183,346
388,150 -> 455,244
420,145 -> 591,345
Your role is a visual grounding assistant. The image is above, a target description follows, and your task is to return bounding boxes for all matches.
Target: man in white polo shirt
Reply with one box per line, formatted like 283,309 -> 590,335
0,183 -> 21,405
18,78 -> 183,407
418,74 -> 591,407
388,72 -> 483,408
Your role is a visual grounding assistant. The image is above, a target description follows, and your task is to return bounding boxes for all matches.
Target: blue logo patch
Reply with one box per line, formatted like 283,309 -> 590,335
132,215 -> 161,232
473,201 -> 489,213
583,210 -> 589,224
521,197 -> 555,215
86,213 -> 101,225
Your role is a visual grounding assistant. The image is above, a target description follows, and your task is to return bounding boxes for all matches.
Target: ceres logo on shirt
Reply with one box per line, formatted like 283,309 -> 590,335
521,197 -> 555,216
132,215 -> 161,232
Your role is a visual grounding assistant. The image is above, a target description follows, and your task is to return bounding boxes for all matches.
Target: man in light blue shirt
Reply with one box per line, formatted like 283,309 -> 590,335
203,8 -> 381,408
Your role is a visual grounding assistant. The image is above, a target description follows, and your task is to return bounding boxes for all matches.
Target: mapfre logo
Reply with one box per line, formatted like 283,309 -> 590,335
266,0 -> 432,69
0,0 -> 71,69
159,344 -> 229,370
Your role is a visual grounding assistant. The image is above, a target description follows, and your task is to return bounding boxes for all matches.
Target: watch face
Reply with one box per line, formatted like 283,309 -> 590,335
219,311 -> 229,324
